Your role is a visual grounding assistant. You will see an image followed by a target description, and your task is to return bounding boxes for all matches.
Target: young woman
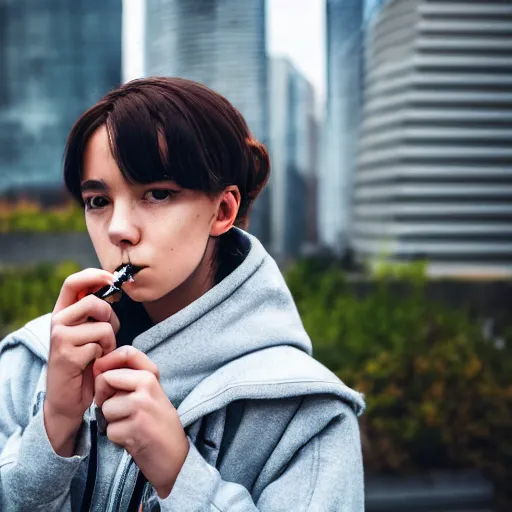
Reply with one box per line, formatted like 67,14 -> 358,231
0,77 -> 365,511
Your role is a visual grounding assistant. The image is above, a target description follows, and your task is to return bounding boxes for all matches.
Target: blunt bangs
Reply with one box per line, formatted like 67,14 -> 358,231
105,85 -> 223,192
64,78 -> 248,204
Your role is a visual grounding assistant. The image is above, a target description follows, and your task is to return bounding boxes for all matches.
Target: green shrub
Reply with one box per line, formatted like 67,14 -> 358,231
0,202 -> 86,233
0,261 -> 81,337
1,257 -> 510,507
285,257 -> 512,509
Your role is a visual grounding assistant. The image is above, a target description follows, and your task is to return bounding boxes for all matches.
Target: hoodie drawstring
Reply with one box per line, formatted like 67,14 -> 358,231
80,419 -> 98,512
80,419 -> 148,511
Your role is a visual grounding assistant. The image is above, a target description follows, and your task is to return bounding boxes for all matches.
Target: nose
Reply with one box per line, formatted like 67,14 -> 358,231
107,203 -> 141,248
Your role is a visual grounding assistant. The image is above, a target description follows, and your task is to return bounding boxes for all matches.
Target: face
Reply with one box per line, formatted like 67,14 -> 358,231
81,125 -> 222,303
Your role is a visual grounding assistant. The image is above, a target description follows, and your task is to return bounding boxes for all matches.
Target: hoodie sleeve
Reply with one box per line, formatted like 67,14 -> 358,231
158,404 -> 364,512
0,337 -> 91,511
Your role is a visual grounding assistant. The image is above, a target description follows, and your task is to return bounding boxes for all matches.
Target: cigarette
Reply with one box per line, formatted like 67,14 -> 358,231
93,264 -> 137,304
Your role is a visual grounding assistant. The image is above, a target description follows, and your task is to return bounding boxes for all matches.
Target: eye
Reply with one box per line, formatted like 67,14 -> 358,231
143,189 -> 177,202
84,196 -> 109,210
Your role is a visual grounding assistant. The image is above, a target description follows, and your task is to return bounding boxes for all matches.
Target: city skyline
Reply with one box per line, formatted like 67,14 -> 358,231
2,0 -> 511,275
124,0 -> 327,100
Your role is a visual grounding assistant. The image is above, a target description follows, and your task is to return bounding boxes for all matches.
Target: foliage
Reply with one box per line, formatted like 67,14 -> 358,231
0,200 -> 86,233
1,256 -> 511,507
0,261 -> 81,338
285,256 -> 512,509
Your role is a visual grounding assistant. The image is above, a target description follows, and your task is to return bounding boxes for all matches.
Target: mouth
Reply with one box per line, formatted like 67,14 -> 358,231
114,263 -> 146,275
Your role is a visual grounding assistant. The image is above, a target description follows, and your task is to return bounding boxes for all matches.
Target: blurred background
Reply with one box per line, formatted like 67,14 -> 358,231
0,0 -> 511,510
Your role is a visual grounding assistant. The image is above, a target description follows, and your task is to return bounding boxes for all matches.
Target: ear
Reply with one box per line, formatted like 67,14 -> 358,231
210,186 -> 241,237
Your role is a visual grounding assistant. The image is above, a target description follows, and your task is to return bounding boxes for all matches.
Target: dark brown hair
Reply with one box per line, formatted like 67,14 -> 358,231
63,77 -> 270,229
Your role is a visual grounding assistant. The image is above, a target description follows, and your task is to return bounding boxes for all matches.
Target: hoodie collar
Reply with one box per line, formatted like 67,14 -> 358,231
130,228 -> 313,409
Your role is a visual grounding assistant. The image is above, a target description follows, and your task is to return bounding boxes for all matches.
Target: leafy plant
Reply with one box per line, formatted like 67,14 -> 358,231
285,257 -> 512,509
0,201 -> 86,233
0,261 -> 81,337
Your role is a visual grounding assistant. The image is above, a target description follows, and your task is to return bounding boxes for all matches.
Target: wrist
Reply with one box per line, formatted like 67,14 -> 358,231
43,400 -> 83,457
155,437 -> 190,499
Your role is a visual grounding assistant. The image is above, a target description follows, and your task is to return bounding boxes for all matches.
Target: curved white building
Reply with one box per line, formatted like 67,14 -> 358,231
352,0 -> 512,276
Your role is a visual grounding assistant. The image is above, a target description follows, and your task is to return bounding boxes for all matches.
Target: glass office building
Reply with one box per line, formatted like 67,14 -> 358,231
269,57 -> 318,262
319,0 -> 364,252
364,0 -> 388,25
0,0 -> 122,195
319,0 -> 388,252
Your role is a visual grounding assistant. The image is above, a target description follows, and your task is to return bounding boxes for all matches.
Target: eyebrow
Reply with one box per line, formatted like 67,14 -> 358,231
80,179 -> 109,193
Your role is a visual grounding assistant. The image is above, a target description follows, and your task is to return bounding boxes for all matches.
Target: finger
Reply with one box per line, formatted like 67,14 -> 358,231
57,294 -> 121,335
52,322 -> 116,356
59,343 -> 103,377
100,391 -> 132,423
93,346 -> 159,380
109,308 -> 121,335
106,418 -> 134,449
97,368 -> 157,397
94,371 -> 122,407
55,294 -> 114,327
77,343 -> 104,372
54,268 -> 115,314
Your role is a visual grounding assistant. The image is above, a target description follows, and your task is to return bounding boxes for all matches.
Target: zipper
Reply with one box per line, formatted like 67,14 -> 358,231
105,451 -> 133,512
105,408 -> 205,511
102,380 -> 346,509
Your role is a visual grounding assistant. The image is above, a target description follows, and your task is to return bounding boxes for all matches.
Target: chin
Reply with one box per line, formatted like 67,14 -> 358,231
123,286 -> 174,304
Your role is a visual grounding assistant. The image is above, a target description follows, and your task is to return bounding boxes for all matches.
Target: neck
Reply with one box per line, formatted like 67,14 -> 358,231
142,238 -> 218,324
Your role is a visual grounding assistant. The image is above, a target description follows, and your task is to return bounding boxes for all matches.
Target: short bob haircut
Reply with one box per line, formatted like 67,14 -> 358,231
63,77 -> 270,230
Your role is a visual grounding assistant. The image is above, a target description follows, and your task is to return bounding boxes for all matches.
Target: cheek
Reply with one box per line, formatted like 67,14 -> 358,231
158,212 -> 209,259
151,210 -> 211,275
86,218 -> 110,261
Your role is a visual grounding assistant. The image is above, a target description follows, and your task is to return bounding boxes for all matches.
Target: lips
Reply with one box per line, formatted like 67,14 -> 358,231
114,263 -> 146,274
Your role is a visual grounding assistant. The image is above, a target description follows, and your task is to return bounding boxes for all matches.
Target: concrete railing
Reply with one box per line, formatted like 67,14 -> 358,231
0,233 -> 99,269
366,470 -> 494,511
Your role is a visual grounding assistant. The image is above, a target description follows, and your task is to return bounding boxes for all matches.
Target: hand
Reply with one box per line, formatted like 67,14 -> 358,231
93,346 -> 189,498
45,268 -> 120,455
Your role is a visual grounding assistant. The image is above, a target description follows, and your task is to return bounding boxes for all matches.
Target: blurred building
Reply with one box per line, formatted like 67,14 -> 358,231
144,0 -> 270,244
352,0 -> 512,276
319,0 -> 364,254
319,0 -> 389,255
364,0 -> 388,25
0,0 -> 122,196
269,57 -> 319,262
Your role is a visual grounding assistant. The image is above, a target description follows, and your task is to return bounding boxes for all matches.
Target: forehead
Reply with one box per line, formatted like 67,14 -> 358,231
82,125 -> 123,183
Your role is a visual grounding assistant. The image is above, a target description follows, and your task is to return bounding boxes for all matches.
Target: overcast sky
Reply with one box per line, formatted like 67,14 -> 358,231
123,0 -> 326,99
267,0 -> 326,99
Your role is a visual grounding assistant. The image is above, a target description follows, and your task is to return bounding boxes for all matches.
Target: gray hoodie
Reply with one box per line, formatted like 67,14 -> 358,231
0,229 -> 365,511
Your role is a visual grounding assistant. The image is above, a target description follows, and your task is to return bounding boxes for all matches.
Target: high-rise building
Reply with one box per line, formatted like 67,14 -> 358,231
0,0 -> 122,195
319,0 -> 364,253
144,0 -> 270,244
269,57 -> 319,262
364,0 -> 388,25
352,0 -> 512,276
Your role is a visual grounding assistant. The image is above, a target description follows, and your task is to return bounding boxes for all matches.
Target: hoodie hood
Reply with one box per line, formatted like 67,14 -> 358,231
128,227 -> 316,409
1,228 -> 364,416
0,229 -> 366,512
